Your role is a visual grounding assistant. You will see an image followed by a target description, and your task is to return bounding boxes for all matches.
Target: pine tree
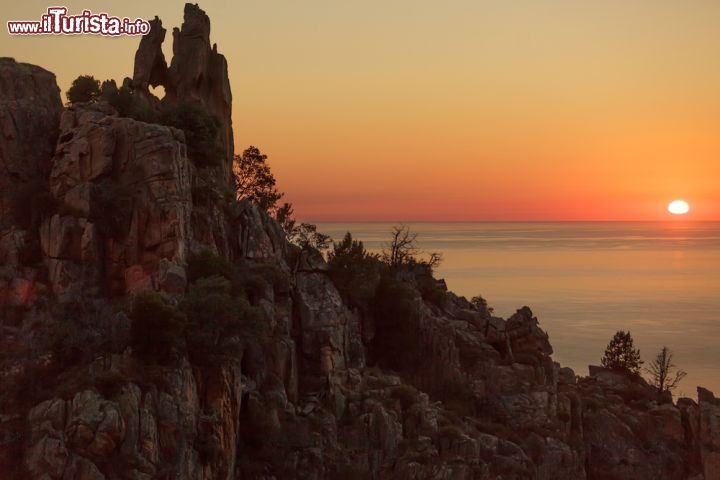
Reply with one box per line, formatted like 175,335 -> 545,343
601,330 -> 643,374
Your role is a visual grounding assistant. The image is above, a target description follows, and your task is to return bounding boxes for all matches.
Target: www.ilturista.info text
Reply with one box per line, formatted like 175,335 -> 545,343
7,7 -> 150,36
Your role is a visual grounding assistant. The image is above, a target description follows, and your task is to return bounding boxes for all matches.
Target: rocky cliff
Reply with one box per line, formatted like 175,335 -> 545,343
1,5 -> 719,480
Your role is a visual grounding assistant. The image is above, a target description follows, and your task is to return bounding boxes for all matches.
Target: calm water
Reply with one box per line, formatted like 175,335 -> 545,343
316,222 -> 720,397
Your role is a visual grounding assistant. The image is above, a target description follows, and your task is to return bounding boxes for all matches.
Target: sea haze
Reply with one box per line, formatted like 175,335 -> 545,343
315,221 -> 720,396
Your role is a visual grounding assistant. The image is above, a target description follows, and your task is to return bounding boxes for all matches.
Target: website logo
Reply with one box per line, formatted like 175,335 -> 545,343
7,7 -> 150,36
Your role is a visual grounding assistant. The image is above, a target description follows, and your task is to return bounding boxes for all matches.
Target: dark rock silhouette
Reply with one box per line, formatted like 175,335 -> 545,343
132,3 -> 234,184
0,58 -> 62,224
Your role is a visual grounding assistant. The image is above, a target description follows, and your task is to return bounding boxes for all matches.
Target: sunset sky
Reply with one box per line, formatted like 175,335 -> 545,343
4,1 -> 720,221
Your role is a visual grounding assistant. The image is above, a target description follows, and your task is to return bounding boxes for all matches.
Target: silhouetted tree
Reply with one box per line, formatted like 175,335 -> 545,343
381,224 -> 442,272
382,225 -> 418,267
471,295 -> 494,319
646,346 -> 687,393
601,330 -> 643,374
292,223 -> 331,251
276,202 -> 299,238
66,75 -> 101,104
327,232 -> 382,307
233,146 -> 282,211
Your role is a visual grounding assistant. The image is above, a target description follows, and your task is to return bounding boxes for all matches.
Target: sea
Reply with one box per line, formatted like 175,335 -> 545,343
315,222 -> 720,397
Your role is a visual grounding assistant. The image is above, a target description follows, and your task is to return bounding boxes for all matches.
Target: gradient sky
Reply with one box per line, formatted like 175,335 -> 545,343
4,1 -> 720,221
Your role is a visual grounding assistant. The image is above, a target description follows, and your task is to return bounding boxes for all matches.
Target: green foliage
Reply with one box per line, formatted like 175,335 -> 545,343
470,295 -> 494,318
291,223 -> 331,251
184,275 -> 239,326
130,292 -> 187,365
437,378 -> 477,417
275,202 -> 330,253
103,81 -> 158,123
437,425 -> 466,442
233,146 -> 283,211
414,263 -> 446,308
327,232 -> 382,308
275,202 -> 298,238
48,299 -> 128,366
601,330 -> 643,374
89,178 -> 134,239
160,103 -> 223,168
389,384 -> 420,410
192,168 -> 235,207
66,75 -> 100,104
94,370 -> 131,398
372,275 -> 422,371
183,251 -> 278,366
187,250 -> 235,284
8,178 -> 58,229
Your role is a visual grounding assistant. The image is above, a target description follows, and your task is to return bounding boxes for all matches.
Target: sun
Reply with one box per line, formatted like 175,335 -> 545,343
667,200 -> 690,215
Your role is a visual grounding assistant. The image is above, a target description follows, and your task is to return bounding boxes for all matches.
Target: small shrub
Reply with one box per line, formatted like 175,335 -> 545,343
437,425 -> 466,442
372,275 -> 422,371
389,384 -> 420,410
187,250 -> 234,284
415,267 -> 446,308
66,75 -> 100,104
195,433 -> 226,466
327,232 -> 383,309
130,292 -> 187,365
159,103 -> 223,168
182,272 -> 269,367
583,397 -> 606,412
184,275 -> 238,324
8,179 -> 58,229
470,295 -> 494,318
90,178 -> 134,240
557,409 -> 571,423
436,379 -> 477,417
94,370 -> 131,398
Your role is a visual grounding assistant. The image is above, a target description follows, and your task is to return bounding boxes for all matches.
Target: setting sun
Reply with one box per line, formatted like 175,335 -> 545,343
668,200 -> 690,215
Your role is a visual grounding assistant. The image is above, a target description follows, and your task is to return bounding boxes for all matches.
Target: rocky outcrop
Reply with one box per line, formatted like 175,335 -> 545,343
0,57 -> 62,225
132,17 -> 168,94
680,388 -> 720,480
42,103 -> 191,295
0,57 -> 63,324
132,3 -> 234,183
578,368 -> 691,479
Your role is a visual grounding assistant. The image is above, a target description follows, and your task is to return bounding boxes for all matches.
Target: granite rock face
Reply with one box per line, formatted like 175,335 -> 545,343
0,58 -> 62,322
0,57 -> 62,224
43,104 -> 192,295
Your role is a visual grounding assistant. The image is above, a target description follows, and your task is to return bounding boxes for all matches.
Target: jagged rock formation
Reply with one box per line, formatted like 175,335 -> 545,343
132,4 -> 234,184
1,5 -> 719,480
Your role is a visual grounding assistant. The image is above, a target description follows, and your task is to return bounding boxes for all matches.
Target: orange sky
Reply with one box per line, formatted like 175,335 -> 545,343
4,1 -> 720,221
